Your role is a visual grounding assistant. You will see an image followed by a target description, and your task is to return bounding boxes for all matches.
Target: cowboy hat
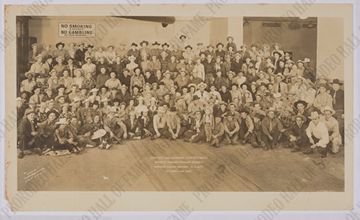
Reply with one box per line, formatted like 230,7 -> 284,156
216,43 -> 224,48
303,57 -> 311,63
131,42 -> 138,47
273,93 -> 282,98
152,41 -> 160,46
91,129 -> 107,140
55,118 -> 68,125
90,88 -> 99,93
275,73 -> 284,79
226,36 -> 234,41
197,82 -> 207,89
179,35 -> 187,40
24,108 -> 35,116
266,107 -> 276,114
321,106 -> 335,115
293,100 -> 308,109
161,43 -> 170,47
24,72 -> 33,78
332,79 -> 343,85
140,40 -> 149,46
55,42 -> 65,48
185,45 -> 193,50
272,51 -> 282,57
308,111 -> 320,120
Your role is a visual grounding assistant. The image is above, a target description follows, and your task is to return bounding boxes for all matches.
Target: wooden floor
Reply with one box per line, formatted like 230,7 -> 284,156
17,139 -> 344,191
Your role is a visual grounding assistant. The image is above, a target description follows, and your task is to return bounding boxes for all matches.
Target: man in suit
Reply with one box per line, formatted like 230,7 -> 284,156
330,79 -> 344,114
17,109 -> 41,158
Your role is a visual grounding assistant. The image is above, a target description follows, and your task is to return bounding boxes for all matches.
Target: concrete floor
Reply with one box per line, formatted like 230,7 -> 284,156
17,139 -> 344,191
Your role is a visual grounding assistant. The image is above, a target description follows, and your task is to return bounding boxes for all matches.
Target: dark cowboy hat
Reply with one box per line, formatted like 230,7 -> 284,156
31,85 -> 41,93
226,36 -> 234,41
140,40 -> 149,46
239,108 -> 250,114
216,43 -> 224,48
192,95 -> 200,101
55,42 -> 65,48
57,84 -> 66,90
332,78 -> 343,85
162,43 -> 170,47
112,98 -> 121,103
47,109 -> 60,118
272,51 -> 282,57
24,108 -> 36,116
284,51 -> 293,57
185,45 -> 193,50
179,35 -> 187,40
99,85 -> 109,91
131,42 -> 138,47
152,41 -> 160,46
225,112 -> 235,117
293,100 -> 308,109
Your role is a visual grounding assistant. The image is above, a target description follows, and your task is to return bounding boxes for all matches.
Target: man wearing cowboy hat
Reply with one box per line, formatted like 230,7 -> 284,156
260,108 -> 285,150
238,108 -> 256,145
209,113 -> 225,148
194,82 -> 210,103
17,109 -> 41,158
21,72 -> 36,93
273,73 -> 288,94
54,118 -> 80,153
74,43 -> 87,66
303,57 -> 316,82
304,111 -> 329,157
226,36 -> 237,52
293,100 -> 308,115
313,83 -> 333,111
287,114 -> 308,152
151,106 -> 168,139
149,41 -> 161,58
330,78 -> 344,113
139,40 -> 150,61
53,42 -> 68,59
164,107 -> 183,140
37,109 -> 59,151
126,43 -> 140,61
321,106 -> 342,154
223,112 -> 240,145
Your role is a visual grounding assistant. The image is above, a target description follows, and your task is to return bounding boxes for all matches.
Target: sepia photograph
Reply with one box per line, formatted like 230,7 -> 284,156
3,3 -> 355,212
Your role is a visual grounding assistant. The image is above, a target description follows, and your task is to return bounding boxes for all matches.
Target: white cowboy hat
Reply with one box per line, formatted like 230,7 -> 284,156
91,129 -> 107,140
55,118 -> 68,125
197,82 -> 207,89
321,106 -> 335,115
90,88 -> 99,93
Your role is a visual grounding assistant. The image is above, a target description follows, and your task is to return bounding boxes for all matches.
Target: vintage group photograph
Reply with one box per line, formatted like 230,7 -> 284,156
14,14 -> 345,193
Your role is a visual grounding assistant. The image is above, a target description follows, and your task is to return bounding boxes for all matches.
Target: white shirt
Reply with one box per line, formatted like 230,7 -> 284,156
306,121 -> 329,148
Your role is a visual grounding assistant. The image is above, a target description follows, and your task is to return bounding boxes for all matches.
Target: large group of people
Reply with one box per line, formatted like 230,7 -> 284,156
17,35 -> 344,159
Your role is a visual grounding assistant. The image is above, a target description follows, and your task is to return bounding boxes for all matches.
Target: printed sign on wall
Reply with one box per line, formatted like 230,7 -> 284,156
59,23 -> 96,37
